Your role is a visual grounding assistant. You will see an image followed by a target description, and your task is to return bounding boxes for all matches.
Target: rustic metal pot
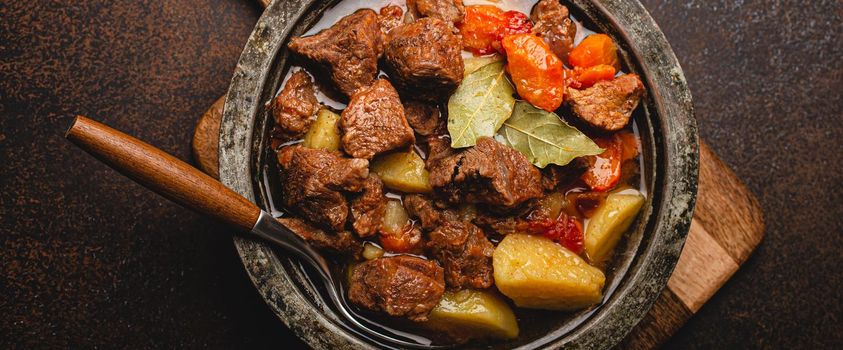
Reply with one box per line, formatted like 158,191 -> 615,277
219,0 -> 698,348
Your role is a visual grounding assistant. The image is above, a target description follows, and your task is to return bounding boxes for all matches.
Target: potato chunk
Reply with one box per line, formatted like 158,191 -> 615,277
371,149 -> 433,193
302,108 -> 341,151
493,234 -> 605,310
425,289 -> 519,340
584,191 -> 645,263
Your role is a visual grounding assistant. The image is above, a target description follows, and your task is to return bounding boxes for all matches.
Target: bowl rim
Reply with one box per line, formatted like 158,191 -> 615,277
219,0 -> 699,348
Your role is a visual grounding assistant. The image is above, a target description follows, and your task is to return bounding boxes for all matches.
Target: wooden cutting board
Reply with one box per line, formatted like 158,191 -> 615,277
190,95 -> 764,348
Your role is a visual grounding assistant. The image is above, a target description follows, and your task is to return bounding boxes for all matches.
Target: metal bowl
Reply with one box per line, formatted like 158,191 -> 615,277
219,0 -> 698,348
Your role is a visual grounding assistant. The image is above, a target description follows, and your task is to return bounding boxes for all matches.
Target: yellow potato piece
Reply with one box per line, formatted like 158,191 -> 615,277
426,289 -> 519,340
584,191 -> 645,263
370,149 -> 433,193
493,234 -> 605,311
302,108 -> 341,151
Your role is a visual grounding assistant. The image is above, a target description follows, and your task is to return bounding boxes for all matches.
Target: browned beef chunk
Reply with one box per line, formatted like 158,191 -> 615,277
472,202 -> 543,236
276,146 -> 369,231
378,5 -> 404,38
340,79 -> 415,159
472,214 -> 525,236
406,0 -> 465,31
424,134 -> 456,168
530,0 -> 577,61
541,164 -> 582,191
403,100 -> 442,136
384,18 -> 463,102
425,135 -> 462,184
288,10 -> 383,97
427,221 -> 494,289
566,74 -> 646,131
278,217 -> 362,257
351,174 -> 387,238
568,191 -> 609,217
403,194 -> 458,230
269,71 -> 319,142
349,255 -> 445,321
428,137 -> 543,208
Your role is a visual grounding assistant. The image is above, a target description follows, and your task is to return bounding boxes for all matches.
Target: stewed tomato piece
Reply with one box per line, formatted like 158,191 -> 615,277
459,5 -> 533,55
581,132 -> 639,191
581,136 -> 622,192
529,214 -> 585,254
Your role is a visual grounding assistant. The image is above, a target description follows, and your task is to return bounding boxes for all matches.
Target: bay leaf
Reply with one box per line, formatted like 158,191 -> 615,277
463,54 -> 503,77
448,61 -> 516,148
500,101 -> 603,168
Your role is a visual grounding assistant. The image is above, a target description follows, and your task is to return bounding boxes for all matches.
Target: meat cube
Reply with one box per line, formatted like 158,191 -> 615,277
340,79 -> 415,159
278,217 -> 362,257
530,0 -> 577,61
378,5 -> 404,38
403,100 -> 442,136
427,221 -> 494,289
428,137 -> 543,208
472,214 -> 525,236
351,174 -> 387,238
269,71 -> 319,142
566,74 -> 646,131
472,201 -> 539,236
384,18 -> 464,102
407,0 -> 465,31
403,194 -> 458,230
541,164 -> 582,191
276,146 -> 369,231
349,255 -> 445,321
288,10 -> 383,97
424,134 -> 456,169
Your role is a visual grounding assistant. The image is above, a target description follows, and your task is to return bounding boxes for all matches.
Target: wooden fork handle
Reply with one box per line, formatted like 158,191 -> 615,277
66,115 -> 261,231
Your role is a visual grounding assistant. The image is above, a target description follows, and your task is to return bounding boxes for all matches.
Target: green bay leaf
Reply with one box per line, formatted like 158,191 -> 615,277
500,101 -> 603,168
463,54 -> 503,77
447,61 -> 516,148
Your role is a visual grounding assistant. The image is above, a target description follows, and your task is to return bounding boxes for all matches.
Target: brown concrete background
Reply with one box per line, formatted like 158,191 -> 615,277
1,0 -> 840,348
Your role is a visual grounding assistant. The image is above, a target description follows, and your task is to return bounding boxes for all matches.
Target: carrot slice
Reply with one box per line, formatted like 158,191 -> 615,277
568,34 -> 620,70
573,64 -> 617,88
502,34 -> 566,111
616,131 -> 640,162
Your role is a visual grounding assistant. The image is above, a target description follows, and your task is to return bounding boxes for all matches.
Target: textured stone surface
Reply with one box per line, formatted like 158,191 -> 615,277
0,1 -> 304,348
0,0 -> 840,349
640,1 -> 843,349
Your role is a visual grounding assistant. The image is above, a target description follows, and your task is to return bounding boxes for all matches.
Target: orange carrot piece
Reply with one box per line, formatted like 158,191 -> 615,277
502,34 -> 566,111
568,34 -> 620,70
573,64 -> 617,88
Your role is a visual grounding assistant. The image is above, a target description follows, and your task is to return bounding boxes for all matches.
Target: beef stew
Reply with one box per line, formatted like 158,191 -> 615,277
266,0 -> 649,344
